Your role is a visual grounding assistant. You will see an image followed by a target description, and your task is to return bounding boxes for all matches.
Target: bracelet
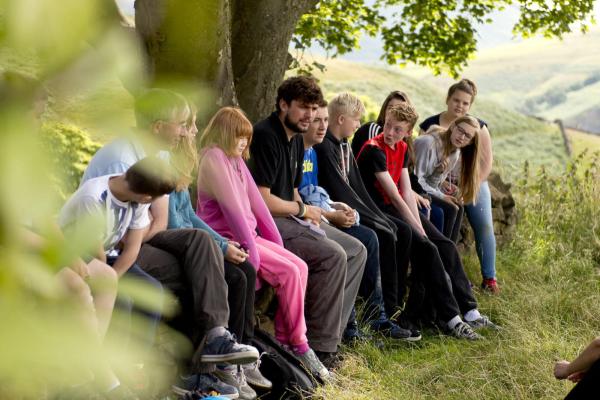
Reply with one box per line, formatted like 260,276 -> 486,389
296,201 -> 306,218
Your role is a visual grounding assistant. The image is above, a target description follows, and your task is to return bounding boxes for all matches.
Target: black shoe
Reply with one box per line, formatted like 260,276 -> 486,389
371,318 -> 421,341
395,315 -> 423,340
315,351 -> 343,370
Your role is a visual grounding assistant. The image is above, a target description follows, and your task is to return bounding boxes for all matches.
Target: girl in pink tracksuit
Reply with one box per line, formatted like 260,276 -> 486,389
195,107 -> 317,363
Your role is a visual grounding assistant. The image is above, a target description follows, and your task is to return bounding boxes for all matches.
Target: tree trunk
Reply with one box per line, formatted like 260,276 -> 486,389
134,0 -> 236,118
230,0 -> 318,122
133,0 -> 317,122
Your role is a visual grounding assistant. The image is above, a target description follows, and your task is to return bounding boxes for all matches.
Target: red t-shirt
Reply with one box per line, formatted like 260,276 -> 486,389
356,134 -> 407,206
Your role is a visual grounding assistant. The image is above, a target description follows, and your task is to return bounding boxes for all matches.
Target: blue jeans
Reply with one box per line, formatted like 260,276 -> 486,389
421,204 -> 444,235
340,224 -> 386,321
464,181 -> 496,279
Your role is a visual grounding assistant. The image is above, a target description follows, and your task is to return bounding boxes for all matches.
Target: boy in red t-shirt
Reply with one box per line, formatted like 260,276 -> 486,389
356,103 -> 497,340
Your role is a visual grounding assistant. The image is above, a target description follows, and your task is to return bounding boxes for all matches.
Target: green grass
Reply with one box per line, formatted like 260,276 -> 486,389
318,158 -> 600,400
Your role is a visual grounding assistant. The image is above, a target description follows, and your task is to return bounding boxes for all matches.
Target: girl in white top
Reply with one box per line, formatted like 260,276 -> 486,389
413,116 -> 481,242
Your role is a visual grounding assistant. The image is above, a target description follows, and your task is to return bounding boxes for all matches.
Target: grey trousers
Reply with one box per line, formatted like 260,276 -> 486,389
136,229 -> 229,373
274,217 -> 366,352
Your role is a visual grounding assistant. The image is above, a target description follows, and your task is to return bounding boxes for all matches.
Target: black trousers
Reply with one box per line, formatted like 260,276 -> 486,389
564,359 -> 600,400
224,260 -> 256,344
382,206 -> 477,323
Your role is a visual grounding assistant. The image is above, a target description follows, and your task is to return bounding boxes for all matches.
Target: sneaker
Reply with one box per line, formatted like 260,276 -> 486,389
296,348 -> 330,381
481,278 -> 500,294
200,331 -> 259,364
395,315 -> 423,340
213,365 -> 256,400
466,315 -> 499,330
242,360 -> 272,389
172,373 -> 239,399
371,318 -> 421,342
450,321 -> 484,340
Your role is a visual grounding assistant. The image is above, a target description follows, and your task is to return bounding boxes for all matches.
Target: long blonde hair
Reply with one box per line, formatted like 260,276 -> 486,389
439,115 -> 480,203
171,102 -> 199,191
198,107 -> 253,160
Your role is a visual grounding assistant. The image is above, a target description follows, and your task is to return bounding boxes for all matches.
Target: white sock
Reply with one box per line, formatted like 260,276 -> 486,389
446,315 -> 462,330
206,326 -> 227,340
464,309 -> 482,322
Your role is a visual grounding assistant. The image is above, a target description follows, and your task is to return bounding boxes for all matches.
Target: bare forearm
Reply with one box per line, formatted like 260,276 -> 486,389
258,187 -> 300,217
568,338 -> 600,374
391,196 -> 422,232
111,249 -> 138,277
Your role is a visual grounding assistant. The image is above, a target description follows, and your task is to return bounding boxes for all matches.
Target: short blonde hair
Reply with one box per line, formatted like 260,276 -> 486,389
328,92 -> 365,121
198,107 -> 253,160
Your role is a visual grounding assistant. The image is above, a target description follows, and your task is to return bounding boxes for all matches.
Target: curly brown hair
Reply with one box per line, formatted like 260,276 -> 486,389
275,76 -> 324,112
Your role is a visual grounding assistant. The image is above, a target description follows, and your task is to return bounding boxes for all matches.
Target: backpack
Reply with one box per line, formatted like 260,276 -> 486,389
249,328 -> 321,399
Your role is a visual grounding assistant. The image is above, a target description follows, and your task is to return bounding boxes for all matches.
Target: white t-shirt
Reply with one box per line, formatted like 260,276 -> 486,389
60,175 -> 150,254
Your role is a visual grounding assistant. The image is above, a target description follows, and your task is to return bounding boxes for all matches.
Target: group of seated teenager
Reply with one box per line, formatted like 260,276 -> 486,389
56,76 -> 502,400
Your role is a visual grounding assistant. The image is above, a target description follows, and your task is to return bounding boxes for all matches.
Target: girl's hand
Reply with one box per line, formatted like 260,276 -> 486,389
225,242 -> 248,264
443,195 -> 461,209
567,371 -> 586,382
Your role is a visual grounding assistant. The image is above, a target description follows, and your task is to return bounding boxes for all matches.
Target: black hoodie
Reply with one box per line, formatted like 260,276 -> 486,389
313,131 -> 397,238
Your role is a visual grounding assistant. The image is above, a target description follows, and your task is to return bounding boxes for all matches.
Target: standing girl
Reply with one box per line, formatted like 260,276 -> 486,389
196,107 -> 329,381
419,79 -> 499,294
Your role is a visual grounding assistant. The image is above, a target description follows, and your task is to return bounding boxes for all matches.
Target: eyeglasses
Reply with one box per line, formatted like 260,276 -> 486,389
455,124 -> 475,141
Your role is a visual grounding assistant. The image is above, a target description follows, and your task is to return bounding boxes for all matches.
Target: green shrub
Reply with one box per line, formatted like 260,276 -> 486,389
39,121 -> 100,197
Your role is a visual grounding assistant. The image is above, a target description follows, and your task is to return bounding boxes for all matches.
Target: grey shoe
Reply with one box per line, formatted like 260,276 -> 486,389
213,365 -> 257,400
243,360 -> 272,389
172,373 -> 239,399
296,348 -> 330,381
466,315 -> 499,330
200,330 -> 259,364
451,321 -> 484,340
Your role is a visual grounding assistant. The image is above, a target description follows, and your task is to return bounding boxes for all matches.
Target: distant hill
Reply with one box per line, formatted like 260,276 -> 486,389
305,58 -> 569,179
402,28 -> 600,134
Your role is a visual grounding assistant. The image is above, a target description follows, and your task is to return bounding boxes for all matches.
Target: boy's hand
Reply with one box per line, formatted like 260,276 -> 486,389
326,210 -> 354,228
416,194 -> 431,210
331,202 -> 351,212
554,360 -> 571,380
304,205 -> 322,226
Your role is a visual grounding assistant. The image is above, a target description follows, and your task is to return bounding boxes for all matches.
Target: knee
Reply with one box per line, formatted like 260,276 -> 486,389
58,268 -> 93,305
89,259 -> 118,286
226,265 -> 247,290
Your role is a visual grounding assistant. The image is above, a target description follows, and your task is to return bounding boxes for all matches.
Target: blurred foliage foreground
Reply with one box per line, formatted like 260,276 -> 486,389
0,0 -> 183,398
1,1 -> 599,399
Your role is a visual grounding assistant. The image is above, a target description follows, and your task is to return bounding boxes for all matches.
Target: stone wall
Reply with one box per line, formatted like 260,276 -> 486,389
458,171 -> 517,251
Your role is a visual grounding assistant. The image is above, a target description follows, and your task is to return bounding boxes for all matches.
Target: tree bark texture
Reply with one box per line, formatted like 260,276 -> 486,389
230,0 -> 318,122
133,0 -> 318,122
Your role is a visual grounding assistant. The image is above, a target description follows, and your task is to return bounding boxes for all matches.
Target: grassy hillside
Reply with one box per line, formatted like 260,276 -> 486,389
307,58 -> 569,179
403,28 -> 600,133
